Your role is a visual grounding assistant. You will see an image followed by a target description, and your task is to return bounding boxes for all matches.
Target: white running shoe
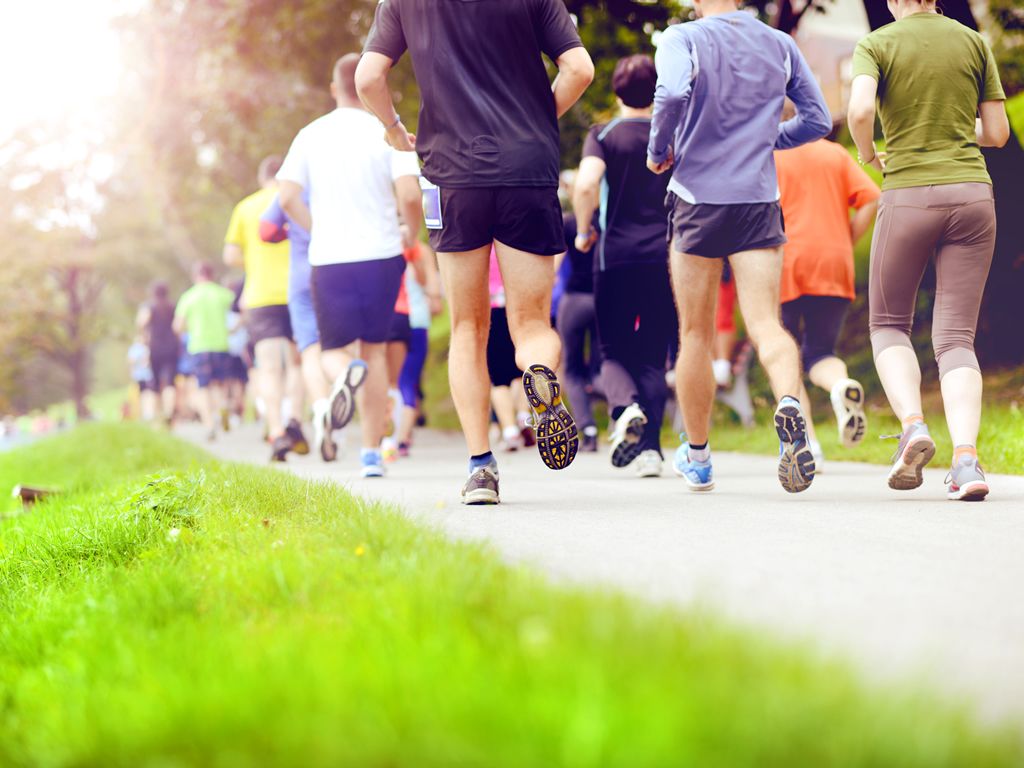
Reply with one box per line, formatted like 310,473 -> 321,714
830,378 -> 867,447
501,424 -> 523,452
312,399 -> 337,463
635,450 -> 663,478
609,403 -> 647,468
810,439 -> 825,474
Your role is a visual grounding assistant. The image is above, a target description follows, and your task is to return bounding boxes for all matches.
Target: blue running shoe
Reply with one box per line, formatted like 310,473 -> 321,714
775,397 -> 816,493
360,449 -> 385,479
673,440 -> 714,492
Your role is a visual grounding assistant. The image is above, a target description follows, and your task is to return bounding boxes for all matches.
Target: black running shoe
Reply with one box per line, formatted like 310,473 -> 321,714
774,398 -> 816,493
286,419 -> 310,456
329,360 -> 369,430
270,435 -> 291,463
522,364 -> 579,471
462,466 -> 500,505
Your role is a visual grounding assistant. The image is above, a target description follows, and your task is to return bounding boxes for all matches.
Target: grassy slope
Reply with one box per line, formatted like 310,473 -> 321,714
1008,92 -> 1024,145
0,425 -> 1021,766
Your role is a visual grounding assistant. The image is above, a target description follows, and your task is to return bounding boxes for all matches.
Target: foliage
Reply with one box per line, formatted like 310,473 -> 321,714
1,424 -> 1021,765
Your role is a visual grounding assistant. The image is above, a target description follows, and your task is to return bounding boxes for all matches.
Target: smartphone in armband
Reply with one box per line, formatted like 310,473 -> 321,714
420,177 -> 443,230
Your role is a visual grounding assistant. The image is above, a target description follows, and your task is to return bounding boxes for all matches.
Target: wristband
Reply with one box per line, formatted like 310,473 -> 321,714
858,148 -> 877,165
385,114 -> 401,130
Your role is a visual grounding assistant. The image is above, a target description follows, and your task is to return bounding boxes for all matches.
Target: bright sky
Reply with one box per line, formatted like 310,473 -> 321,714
0,1 -> 126,138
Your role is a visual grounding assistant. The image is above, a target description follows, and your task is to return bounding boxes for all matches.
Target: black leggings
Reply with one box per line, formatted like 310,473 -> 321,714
781,295 -> 851,371
595,263 -> 675,454
556,292 -> 600,429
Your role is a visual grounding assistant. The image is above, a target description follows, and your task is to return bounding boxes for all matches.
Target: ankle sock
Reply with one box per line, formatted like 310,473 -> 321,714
688,442 -> 710,462
469,451 -> 496,475
583,425 -> 598,437
902,413 -> 925,429
953,444 -> 977,464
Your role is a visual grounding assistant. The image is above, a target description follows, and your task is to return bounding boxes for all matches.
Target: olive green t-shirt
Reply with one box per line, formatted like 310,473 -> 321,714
852,13 -> 1004,190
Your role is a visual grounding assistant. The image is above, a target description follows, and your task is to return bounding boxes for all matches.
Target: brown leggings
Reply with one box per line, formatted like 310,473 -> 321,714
869,182 -> 996,379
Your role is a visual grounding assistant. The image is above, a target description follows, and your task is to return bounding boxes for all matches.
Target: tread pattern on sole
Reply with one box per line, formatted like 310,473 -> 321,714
610,417 -> 645,468
775,405 -> 816,494
888,439 -> 936,491
523,364 -> 579,471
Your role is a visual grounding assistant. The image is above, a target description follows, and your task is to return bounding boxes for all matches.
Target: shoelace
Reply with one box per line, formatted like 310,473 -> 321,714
880,432 -> 903,463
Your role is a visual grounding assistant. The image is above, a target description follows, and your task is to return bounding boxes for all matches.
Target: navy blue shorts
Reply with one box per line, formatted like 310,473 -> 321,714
193,352 -> 231,388
312,257 -> 405,351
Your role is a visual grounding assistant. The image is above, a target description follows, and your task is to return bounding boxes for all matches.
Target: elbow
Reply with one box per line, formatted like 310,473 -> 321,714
992,123 -> 1011,149
847,104 -> 874,131
354,58 -> 382,102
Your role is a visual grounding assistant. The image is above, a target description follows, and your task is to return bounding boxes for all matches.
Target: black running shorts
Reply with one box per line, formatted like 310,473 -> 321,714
428,187 -> 565,256
247,304 -> 293,345
667,194 -> 787,259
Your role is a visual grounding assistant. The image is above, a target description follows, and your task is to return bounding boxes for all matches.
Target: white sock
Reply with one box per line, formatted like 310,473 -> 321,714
689,443 -> 711,462
712,359 -> 732,387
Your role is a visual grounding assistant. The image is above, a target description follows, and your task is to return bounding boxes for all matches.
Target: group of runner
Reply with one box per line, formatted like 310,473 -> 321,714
137,0 -> 1009,504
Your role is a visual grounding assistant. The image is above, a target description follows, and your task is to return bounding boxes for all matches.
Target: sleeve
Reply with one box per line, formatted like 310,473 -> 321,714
390,149 -> 421,180
277,131 -> 310,189
776,37 -> 833,150
851,38 -> 880,81
403,243 -> 422,263
582,125 -> 605,161
842,149 -> 881,208
648,26 -> 694,164
981,41 -> 1006,102
173,292 -> 190,326
534,0 -> 583,61
259,197 -> 289,244
364,0 -> 407,61
224,202 -> 245,247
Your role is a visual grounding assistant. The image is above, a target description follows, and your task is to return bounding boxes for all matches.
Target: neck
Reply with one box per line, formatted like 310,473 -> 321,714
699,0 -> 739,18
336,96 -> 363,111
620,105 -> 653,119
896,1 -> 937,19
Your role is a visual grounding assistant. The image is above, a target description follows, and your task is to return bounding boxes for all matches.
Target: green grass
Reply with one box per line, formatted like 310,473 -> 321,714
0,425 -> 1022,766
1008,92 -> 1024,146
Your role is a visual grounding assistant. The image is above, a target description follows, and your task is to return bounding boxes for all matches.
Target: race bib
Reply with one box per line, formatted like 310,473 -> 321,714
420,177 -> 443,230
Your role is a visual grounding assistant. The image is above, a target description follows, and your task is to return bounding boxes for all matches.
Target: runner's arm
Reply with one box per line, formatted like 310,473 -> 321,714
356,53 -> 416,152
395,174 -> 422,250
847,75 -> 882,171
552,47 -> 594,119
136,305 -> 150,334
776,40 -> 832,150
572,156 -> 605,253
648,27 -> 692,171
223,244 -> 243,268
977,100 -> 1009,148
850,199 -> 878,244
278,181 -> 312,233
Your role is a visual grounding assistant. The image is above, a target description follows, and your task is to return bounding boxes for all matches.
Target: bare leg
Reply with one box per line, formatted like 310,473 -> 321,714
254,338 -> 288,439
668,250 -> 722,445
730,248 -> 802,400
285,342 -> 304,422
941,368 -> 983,447
808,356 -> 849,392
491,385 -> 518,433
437,246 -> 493,456
356,341 -> 390,450
301,343 -> 330,403
798,382 -> 818,444
874,346 -> 923,423
494,240 -> 560,372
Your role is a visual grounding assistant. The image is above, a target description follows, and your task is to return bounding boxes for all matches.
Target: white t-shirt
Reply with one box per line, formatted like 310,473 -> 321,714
277,108 -> 420,266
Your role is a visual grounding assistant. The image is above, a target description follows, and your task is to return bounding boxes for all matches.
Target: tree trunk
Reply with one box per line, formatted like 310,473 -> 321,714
63,266 -> 92,420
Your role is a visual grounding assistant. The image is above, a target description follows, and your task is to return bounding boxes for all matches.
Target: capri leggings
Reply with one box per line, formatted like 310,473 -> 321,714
869,182 -> 996,379
398,327 -> 429,409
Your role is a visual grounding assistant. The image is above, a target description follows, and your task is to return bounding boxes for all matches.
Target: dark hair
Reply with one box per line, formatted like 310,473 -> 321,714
612,54 -> 657,109
333,53 -> 361,101
258,155 -> 283,186
194,261 -> 215,281
151,280 -> 169,301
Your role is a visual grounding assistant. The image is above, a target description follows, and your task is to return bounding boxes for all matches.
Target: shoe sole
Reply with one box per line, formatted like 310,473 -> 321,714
288,427 -> 311,456
463,489 -> 500,505
834,381 -> 867,448
775,404 -> 816,494
330,362 -> 368,430
360,469 -> 385,479
317,412 -> 337,463
948,480 -> 989,502
610,416 -> 645,468
888,436 -> 936,491
522,364 -> 579,471
671,463 -> 714,492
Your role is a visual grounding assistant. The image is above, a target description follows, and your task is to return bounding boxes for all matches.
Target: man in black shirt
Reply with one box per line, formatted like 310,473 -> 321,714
356,0 -> 594,505
573,54 -> 673,479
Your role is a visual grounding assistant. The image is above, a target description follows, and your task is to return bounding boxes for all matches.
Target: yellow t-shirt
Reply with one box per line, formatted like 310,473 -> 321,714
224,186 -> 290,308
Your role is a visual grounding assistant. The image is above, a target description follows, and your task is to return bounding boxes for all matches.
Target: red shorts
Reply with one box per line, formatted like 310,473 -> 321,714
717,278 -> 737,334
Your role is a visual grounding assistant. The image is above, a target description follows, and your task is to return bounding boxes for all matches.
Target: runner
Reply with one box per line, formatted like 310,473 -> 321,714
848,0 -> 1008,501
127,335 -> 156,421
136,281 -> 180,426
574,54 -> 673,478
172,262 -> 236,442
648,0 -> 831,493
224,156 -> 308,462
277,53 -> 424,479
557,173 -> 600,454
358,0 -> 594,504
775,115 -> 880,467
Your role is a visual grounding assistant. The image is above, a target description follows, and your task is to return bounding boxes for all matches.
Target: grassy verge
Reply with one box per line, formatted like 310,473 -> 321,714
1,425 -> 1021,766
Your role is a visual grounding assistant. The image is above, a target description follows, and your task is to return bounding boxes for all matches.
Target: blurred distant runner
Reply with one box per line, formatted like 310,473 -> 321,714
357,0 -> 594,504
136,281 -> 180,426
648,0 -> 831,493
775,113 -> 880,468
224,156 -> 308,462
278,54 -> 423,479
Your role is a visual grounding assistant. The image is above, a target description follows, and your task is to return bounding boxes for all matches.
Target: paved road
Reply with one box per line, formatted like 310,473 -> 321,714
186,423 -> 1024,723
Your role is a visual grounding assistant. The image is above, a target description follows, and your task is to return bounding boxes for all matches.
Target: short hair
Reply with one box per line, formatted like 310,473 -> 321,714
194,261 -> 215,281
151,281 -> 169,301
612,54 -> 657,109
258,155 -> 283,186
332,53 -> 361,101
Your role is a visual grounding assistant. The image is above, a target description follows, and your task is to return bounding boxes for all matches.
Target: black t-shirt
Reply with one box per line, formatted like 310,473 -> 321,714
582,118 -> 669,270
365,0 -> 582,189
562,213 -> 593,294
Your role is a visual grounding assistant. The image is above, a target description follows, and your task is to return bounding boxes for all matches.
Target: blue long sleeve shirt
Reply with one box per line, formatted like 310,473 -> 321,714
648,13 -> 832,205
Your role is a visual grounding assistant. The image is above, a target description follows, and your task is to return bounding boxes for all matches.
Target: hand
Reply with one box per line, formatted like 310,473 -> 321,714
428,293 -> 444,317
647,146 -> 674,175
574,228 -> 597,253
401,230 -> 419,251
385,122 -> 416,152
869,151 -> 887,173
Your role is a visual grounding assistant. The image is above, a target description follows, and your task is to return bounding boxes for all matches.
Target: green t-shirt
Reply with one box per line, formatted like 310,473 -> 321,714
174,281 -> 235,354
852,13 -> 1005,190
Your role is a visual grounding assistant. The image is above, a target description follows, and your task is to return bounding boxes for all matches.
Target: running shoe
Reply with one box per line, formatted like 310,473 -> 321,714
673,442 -> 714,492
609,403 -> 647,468
810,439 -> 825,474
220,409 -> 231,433
462,465 -> 500,505
830,378 -> 867,447
286,419 -> 310,456
946,455 -> 989,502
521,364 -> 579,471
329,360 -> 369,431
501,424 -> 523,452
774,397 -> 816,494
581,425 -> 599,453
313,401 -> 337,462
885,421 -> 935,491
270,434 -> 291,463
635,450 -> 663,478
360,449 -> 385,478
381,436 -> 399,464
398,442 -> 411,458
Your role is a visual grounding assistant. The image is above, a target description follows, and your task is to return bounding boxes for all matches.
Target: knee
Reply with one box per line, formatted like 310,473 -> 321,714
935,338 -> 979,379
870,328 -> 913,360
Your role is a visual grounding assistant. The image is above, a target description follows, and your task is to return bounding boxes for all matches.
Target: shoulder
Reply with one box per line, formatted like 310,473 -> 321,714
659,23 -> 693,48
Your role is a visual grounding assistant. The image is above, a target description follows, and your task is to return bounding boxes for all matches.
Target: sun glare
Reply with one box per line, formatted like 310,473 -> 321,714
0,1 -> 125,137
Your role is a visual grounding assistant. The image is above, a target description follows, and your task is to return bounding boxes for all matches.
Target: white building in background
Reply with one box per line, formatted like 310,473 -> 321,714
794,0 -> 870,118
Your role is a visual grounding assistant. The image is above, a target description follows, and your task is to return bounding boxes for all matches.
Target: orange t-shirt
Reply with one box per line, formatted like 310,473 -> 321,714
775,140 -> 880,304
394,243 -> 422,316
